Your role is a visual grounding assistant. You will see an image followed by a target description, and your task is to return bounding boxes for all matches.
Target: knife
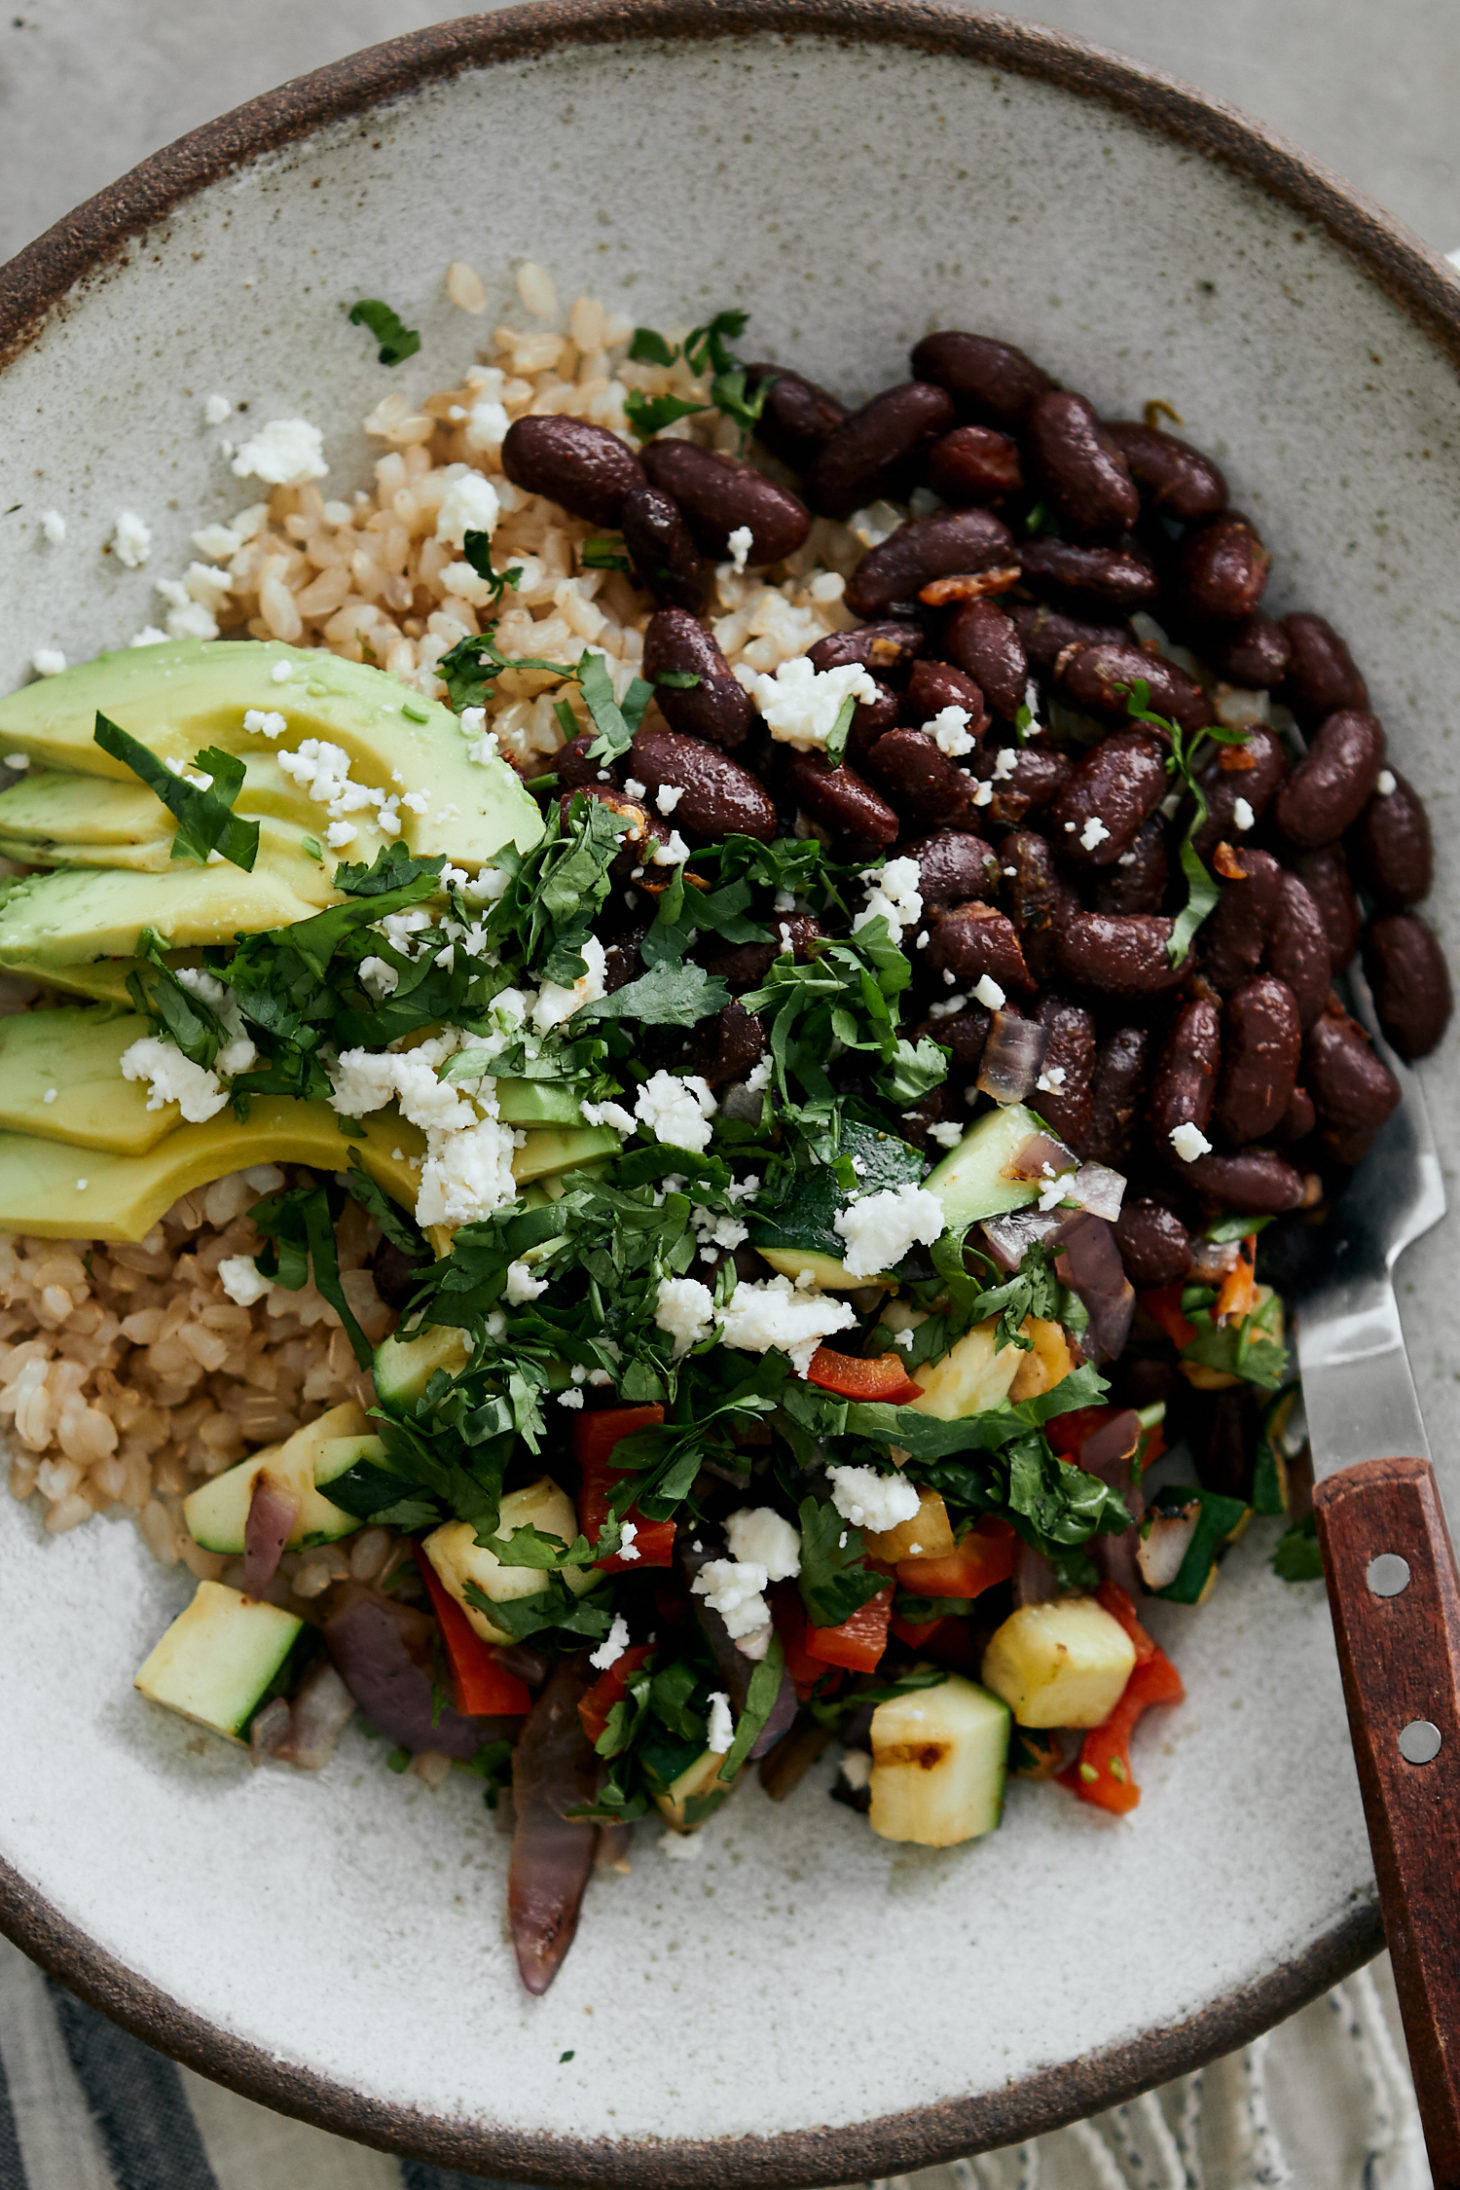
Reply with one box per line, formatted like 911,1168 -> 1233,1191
1292,969 -> 1460,2187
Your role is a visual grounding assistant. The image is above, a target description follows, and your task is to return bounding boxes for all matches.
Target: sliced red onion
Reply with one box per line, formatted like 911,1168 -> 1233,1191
495,1641 -> 551,1689
1005,1127 -> 1076,1184
596,1821 -> 637,1871
980,1207 -> 1064,1272
977,1012 -> 1049,1105
1063,1161 -> 1127,1223
1136,1502 -> 1201,1591
1054,1212 -> 1136,1364
248,1694 -> 292,1766
1188,1235 -> 1243,1283
274,1658 -> 356,1771
323,1584 -> 491,1759
748,1662 -> 799,1761
1071,1405 -> 1145,1593
1014,1542 -> 1057,1606
509,1664 -> 601,1996
242,1471 -> 299,1598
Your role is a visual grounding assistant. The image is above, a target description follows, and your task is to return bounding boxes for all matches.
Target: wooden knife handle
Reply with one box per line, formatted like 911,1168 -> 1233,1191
1314,1454 -> 1460,2188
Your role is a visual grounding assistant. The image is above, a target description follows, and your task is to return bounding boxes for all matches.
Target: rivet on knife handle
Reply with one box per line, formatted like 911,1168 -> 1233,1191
1314,1454 -> 1460,2190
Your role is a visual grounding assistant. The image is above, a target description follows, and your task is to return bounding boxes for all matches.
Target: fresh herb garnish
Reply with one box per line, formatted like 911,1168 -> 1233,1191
94,713 -> 259,872
461,529 -> 522,608
1120,679 -> 1253,965
625,309 -> 769,441
1272,1510 -> 1324,1582
581,538 -> 632,573
347,298 -> 422,366
249,1177 -> 375,1368
823,695 -> 857,770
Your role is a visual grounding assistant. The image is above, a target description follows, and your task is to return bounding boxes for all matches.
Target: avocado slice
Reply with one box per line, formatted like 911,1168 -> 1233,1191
0,862 -> 324,979
494,1077 -> 586,1129
183,1401 -> 372,1553
0,638 -> 543,872
134,1578 -> 307,1744
0,1008 -> 183,1153
512,1122 -> 621,1184
0,1098 -> 428,1241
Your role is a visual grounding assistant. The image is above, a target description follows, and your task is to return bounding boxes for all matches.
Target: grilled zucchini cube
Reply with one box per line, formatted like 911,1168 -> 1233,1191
423,1476 -> 593,1645
981,1598 -> 1136,1727
868,1674 -> 1011,1845
907,1318 -> 1023,1422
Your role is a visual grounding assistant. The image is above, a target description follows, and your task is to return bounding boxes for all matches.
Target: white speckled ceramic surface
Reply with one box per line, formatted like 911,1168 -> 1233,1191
1,11 -> 1458,2183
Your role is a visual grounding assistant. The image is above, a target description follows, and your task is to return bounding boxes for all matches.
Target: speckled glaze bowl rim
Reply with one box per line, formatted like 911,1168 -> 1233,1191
1,4 -> 1456,2181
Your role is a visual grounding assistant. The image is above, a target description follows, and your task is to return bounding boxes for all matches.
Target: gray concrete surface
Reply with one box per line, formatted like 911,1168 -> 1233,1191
1,0 -> 1458,267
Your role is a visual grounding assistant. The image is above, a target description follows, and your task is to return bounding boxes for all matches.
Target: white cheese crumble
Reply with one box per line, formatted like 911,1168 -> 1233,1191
230,419 -> 328,487
743,1055 -> 773,1095
531,933 -> 608,1031
357,955 -> 399,1000
1079,815 -> 1111,852
580,1096 -> 637,1136
504,1259 -> 548,1305
726,524 -> 754,575
30,649 -> 65,678
1232,797 -> 1256,832
1036,1065 -> 1067,1092
416,1117 -> 519,1228
589,1614 -> 631,1672
129,626 -> 170,648
1376,769 -> 1397,797
112,511 -> 152,568
927,1119 -> 963,1148
1170,1120 -> 1213,1163
635,1069 -> 716,1155
204,393 -> 234,426
119,1036 -> 227,1123
928,704 -> 976,757
725,1506 -> 801,1581
853,854 -> 924,946
618,1520 -> 640,1562
655,782 -> 684,816
217,1255 -> 273,1308
659,1827 -> 707,1862
270,658 -> 294,684
435,466 -> 501,548
973,974 -> 1006,1010
826,1464 -> 920,1533
750,655 -> 877,751
833,1181 -> 945,1277
839,1748 -> 873,1792
39,510 -> 66,545
654,1275 -> 716,1357
992,746 -> 1020,780
716,1273 -> 858,1377
691,1558 -> 773,1642
706,1691 -> 735,1754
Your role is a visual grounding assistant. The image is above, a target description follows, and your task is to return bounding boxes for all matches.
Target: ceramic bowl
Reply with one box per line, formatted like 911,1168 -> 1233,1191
2,5 -> 1459,2183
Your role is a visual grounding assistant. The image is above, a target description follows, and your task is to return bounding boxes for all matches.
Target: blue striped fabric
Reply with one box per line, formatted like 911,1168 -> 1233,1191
0,2041 -> 27,2190
44,1984 -> 220,2190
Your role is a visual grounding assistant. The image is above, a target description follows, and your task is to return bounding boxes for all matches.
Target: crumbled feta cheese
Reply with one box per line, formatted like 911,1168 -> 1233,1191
1036,1065 -> 1068,1092
928,704 -> 976,757
230,418 -> 328,487
579,1096 -> 636,1136
618,1520 -> 640,1562
531,933 -> 608,1031
1376,769 -> 1397,797
826,1464 -> 920,1533
833,1181 -> 945,1277
190,522 -> 242,562
654,1275 -> 715,1357
589,1614 -> 631,1672
39,510 -> 66,545
716,1273 -> 857,1377
705,1690 -> 735,1754
119,1036 -> 227,1123
651,829 -> 691,867
751,655 -> 877,750
623,777 -> 648,799
692,1558 -> 773,1642
659,1827 -> 706,1861
853,854 -> 924,946
217,1255 -> 273,1308
1170,1121 -> 1213,1163
973,974 -> 1006,1010
1232,796 -> 1255,832
204,393 -> 234,426
30,649 -> 65,678
41,1086 -> 56,1102
356,956 -> 399,1001
557,1387 -> 585,1409
112,510 -> 152,568
129,626 -> 169,647
726,525 -> 754,575
1079,815 -> 1111,852
270,658 -> 293,684
927,1119 -> 963,1148
435,467 -> 500,548
743,1055 -> 773,1095
839,1748 -> 873,1792
504,1259 -> 548,1305
635,1069 -> 716,1154
992,746 -> 1020,780
725,1506 -> 801,1581
655,782 -> 684,816
415,1115 -> 520,1227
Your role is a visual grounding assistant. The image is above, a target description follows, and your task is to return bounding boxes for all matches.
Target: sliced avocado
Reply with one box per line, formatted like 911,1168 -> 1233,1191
0,1098 -> 426,1240
0,1008 -> 185,1153
0,772 -> 166,846
134,1578 -> 306,1744
512,1122 -> 621,1185
0,638 -> 542,871
494,1077 -> 586,1129
0,862 -> 323,978
183,1401 -> 371,1554
21,955 -> 179,1008
921,1103 -> 1074,1228
373,1322 -> 472,1409
756,1244 -> 865,1291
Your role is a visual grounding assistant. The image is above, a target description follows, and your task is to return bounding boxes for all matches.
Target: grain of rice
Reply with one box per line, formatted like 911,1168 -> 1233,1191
447,261 -> 487,315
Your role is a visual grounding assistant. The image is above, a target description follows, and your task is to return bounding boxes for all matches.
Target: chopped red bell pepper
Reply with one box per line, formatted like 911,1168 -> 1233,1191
803,1585 -> 895,1673
1045,1403 -> 1123,1461
577,1642 -> 656,1747
414,1547 -> 532,1717
895,1515 -> 1016,1600
1139,1286 -> 1199,1351
1058,1581 -> 1185,1815
804,1346 -> 924,1405
573,1403 -> 676,1573
772,1584 -> 842,1700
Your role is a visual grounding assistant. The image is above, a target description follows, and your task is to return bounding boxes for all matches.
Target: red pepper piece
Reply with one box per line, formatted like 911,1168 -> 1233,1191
890,1610 -> 943,1648
577,1643 -> 656,1747
804,1346 -> 924,1405
573,1404 -> 676,1573
804,1585 -> 895,1673
771,1584 -> 842,1700
895,1516 -> 1017,1600
1058,1581 -> 1185,1814
1044,1403 -> 1122,1461
1138,1286 -> 1199,1351
414,1548 -> 533,1717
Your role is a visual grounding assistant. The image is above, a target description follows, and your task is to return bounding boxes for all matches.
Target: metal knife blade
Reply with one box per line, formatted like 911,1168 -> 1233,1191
1294,968 -> 1446,1478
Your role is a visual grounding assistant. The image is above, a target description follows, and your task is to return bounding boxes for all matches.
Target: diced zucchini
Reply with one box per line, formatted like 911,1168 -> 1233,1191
868,1674 -> 1011,1845
922,1102 -> 1074,1229
372,1322 -> 471,1407
182,1401 -> 370,1554
907,1317 -> 1023,1422
1007,1316 -> 1078,1402
653,1747 -> 736,1833
1143,1484 -> 1249,1603
864,1487 -> 955,1564
423,1477 -> 593,1644
755,1244 -> 865,1291
135,1579 -> 305,1743
981,1598 -> 1137,1727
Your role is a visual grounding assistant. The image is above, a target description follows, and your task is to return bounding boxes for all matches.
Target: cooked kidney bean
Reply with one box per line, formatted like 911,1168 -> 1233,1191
1274,710 -> 1386,848
840,678 -> 902,766
1279,612 -> 1368,727
910,329 -> 1053,426
1008,601 -> 1128,674
1019,539 -> 1159,612
1203,612 -> 1291,690
629,724 -> 777,842
900,829 -> 999,906
1082,1025 -> 1150,1165
903,658 -> 986,730
1049,729 -> 1168,869
744,363 -> 846,467
1115,1198 -> 1191,1286
1031,996 -> 1095,1146
701,915 -> 825,989
1364,913 -> 1453,1060
639,441 -> 810,565
1102,420 -> 1228,523
1191,725 -> 1288,860
1352,772 -> 1433,909
688,1001 -> 768,1088
1026,391 -> 1140,539
783,753 -> 898,849
845,509 -> 1016,619
1215,976 -> 1302,1144
1305,997 -> 1401,1163
927,424 -> 1023,505
500,415 -> 645,527
927,1000 -> 993,1078
1181,1149 -> 1305,1213
1171,512 -> 1271,622
620,485 -> 709,614
553,730 -> 615,790
811,382 -> 956,519
1092,814 -> 1169,916
867,727 -> 986,827
1273,1083 -> 1317,1144
1267,871 -> 1331,1030
1001,828 -> 1068,985
942,599 -> 1029,721
1200,849 -> 1285,992
1056,912 -> 1185,996
1055,641 -> 1211,736
976,743 -> 1073,828
1148,997 -> 1221,1142
643,609 -> 755,752
561,783 -> 669,873
926,902 -> 1032,992
808,623 -> 924,681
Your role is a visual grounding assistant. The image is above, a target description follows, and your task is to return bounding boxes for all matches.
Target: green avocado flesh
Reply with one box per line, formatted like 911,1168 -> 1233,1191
0,1009 -> 180,1153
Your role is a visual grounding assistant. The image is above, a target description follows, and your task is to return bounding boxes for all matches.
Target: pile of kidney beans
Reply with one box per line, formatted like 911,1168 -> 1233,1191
500,328 -> 1452,1322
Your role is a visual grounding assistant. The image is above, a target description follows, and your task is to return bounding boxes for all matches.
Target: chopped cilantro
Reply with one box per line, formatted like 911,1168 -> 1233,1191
347,298 -> 421,366
1272,1511 -> 1324,1582
1120,678 -> 1253,965
461,528 -> 523,608
94,713 -> 259,872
